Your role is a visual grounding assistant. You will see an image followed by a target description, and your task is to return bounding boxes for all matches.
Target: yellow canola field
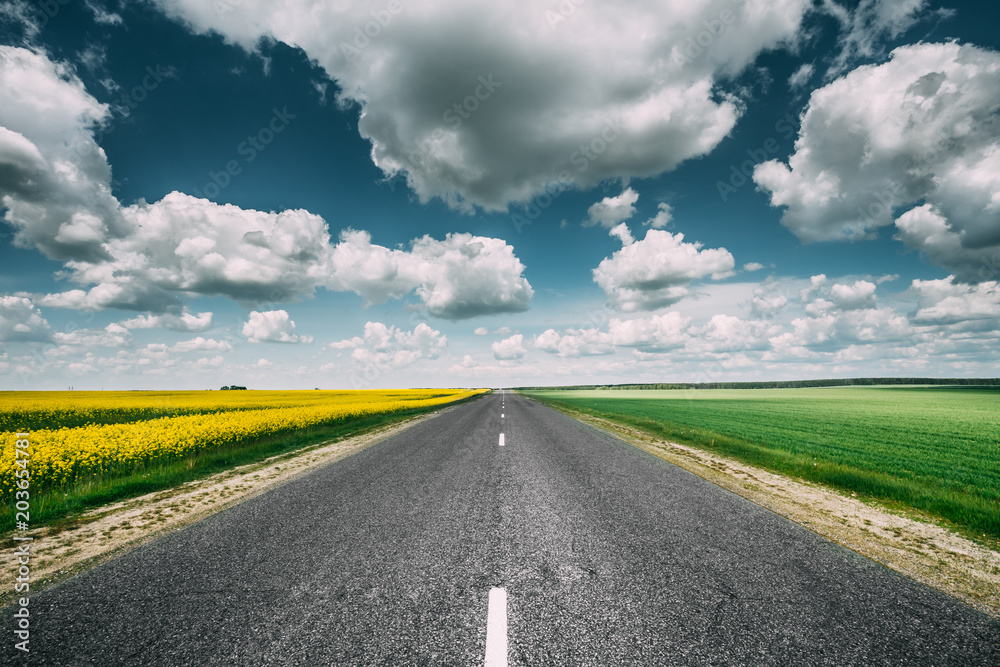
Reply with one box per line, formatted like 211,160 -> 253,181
2,389 -> 485,493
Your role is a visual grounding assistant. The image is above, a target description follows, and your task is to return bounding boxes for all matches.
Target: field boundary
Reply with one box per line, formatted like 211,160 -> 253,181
0,404 -> 460,607
530,396 -> 1000,621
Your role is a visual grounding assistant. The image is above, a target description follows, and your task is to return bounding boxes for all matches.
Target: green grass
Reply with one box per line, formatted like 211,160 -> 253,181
4,402 -> 455,530
522,386 -> 1000,539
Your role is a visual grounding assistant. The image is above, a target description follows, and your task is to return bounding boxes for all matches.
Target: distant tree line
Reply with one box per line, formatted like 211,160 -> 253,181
515,377 -> 1000,391
219,385 -> 248,390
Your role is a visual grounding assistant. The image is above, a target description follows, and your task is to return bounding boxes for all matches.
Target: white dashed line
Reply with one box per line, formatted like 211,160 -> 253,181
484,587 -> 508,667
499,433 -> 505,447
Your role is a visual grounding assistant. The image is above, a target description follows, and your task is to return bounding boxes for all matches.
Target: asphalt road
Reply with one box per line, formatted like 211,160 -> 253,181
7,391 -> 1000,665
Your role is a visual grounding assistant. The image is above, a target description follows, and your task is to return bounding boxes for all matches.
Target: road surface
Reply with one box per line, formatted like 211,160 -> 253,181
8,391 -> 1000,664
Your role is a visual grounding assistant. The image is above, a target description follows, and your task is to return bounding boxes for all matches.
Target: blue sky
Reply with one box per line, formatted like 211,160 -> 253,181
1,0 -> 999,389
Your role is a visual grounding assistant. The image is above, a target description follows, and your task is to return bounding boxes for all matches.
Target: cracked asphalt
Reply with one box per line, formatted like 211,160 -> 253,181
7,391 -> 999,665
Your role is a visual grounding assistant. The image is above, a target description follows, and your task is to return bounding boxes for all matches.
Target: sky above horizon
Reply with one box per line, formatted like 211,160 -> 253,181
1,0 -> 999,390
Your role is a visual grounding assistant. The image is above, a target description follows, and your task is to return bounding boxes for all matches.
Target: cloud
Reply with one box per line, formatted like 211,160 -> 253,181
593,227 -> 735,311
584,188 -> 639,228
910,277 -> 1000,324
689,314 -> 779,353
151,0 -> 811,212
53,323 -> 131,348
753,42 -> 1000,281
171,337 -> 233,353
800,277 -> 878,315
329,230 -> 534,320
893,204 -> 1000,284
474,327 -> 489,336
85,1 -> 123,25
329,321 -> 447,368
492,333 -> 525,360
787,62 -> 814,89
118,312 -> 212,332
644,203 -> 673,229
0,46 -> 127,262
241,310 -> 313,344
523,270 -> 988,371
767,305 -> 912,353
0,295 -> 51,342
3,48 -> 532,319
829,280 -> 877,310
534,328 -> 614,358
118,311 -> 214,332
743,262 -> 766,272
36,193 -> 532,317
530,310 -> 782,359
750,279 -> 789,318
50,193 -> 340,311
823,0 -> 943,76
534,312 -> 692,357
607,312 -> 690,351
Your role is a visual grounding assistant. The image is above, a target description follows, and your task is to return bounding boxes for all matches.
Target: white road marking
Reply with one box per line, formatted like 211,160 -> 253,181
484,587 -> 508,667
501,413 -> 504,418
499,433 -> 505,447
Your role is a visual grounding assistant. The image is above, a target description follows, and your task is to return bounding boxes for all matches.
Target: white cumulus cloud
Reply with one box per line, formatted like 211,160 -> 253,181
3,48 -> 533,320
329,230 -> 534,320
0,46 -> 126,262
534,328 -> 615,358
492,333 -> 526,360
150,0 -> 811,212
0,295 -> 51,342
644,203 -> 673,229
910,277 -> 1000,324
329,321 -> 447,368
593,228 -> 735,311
241,310 -> 313,344
753,42 -> 1000,281
584,188 -> 639,228
171,337 -> 233,353
118,311 -> 214,332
